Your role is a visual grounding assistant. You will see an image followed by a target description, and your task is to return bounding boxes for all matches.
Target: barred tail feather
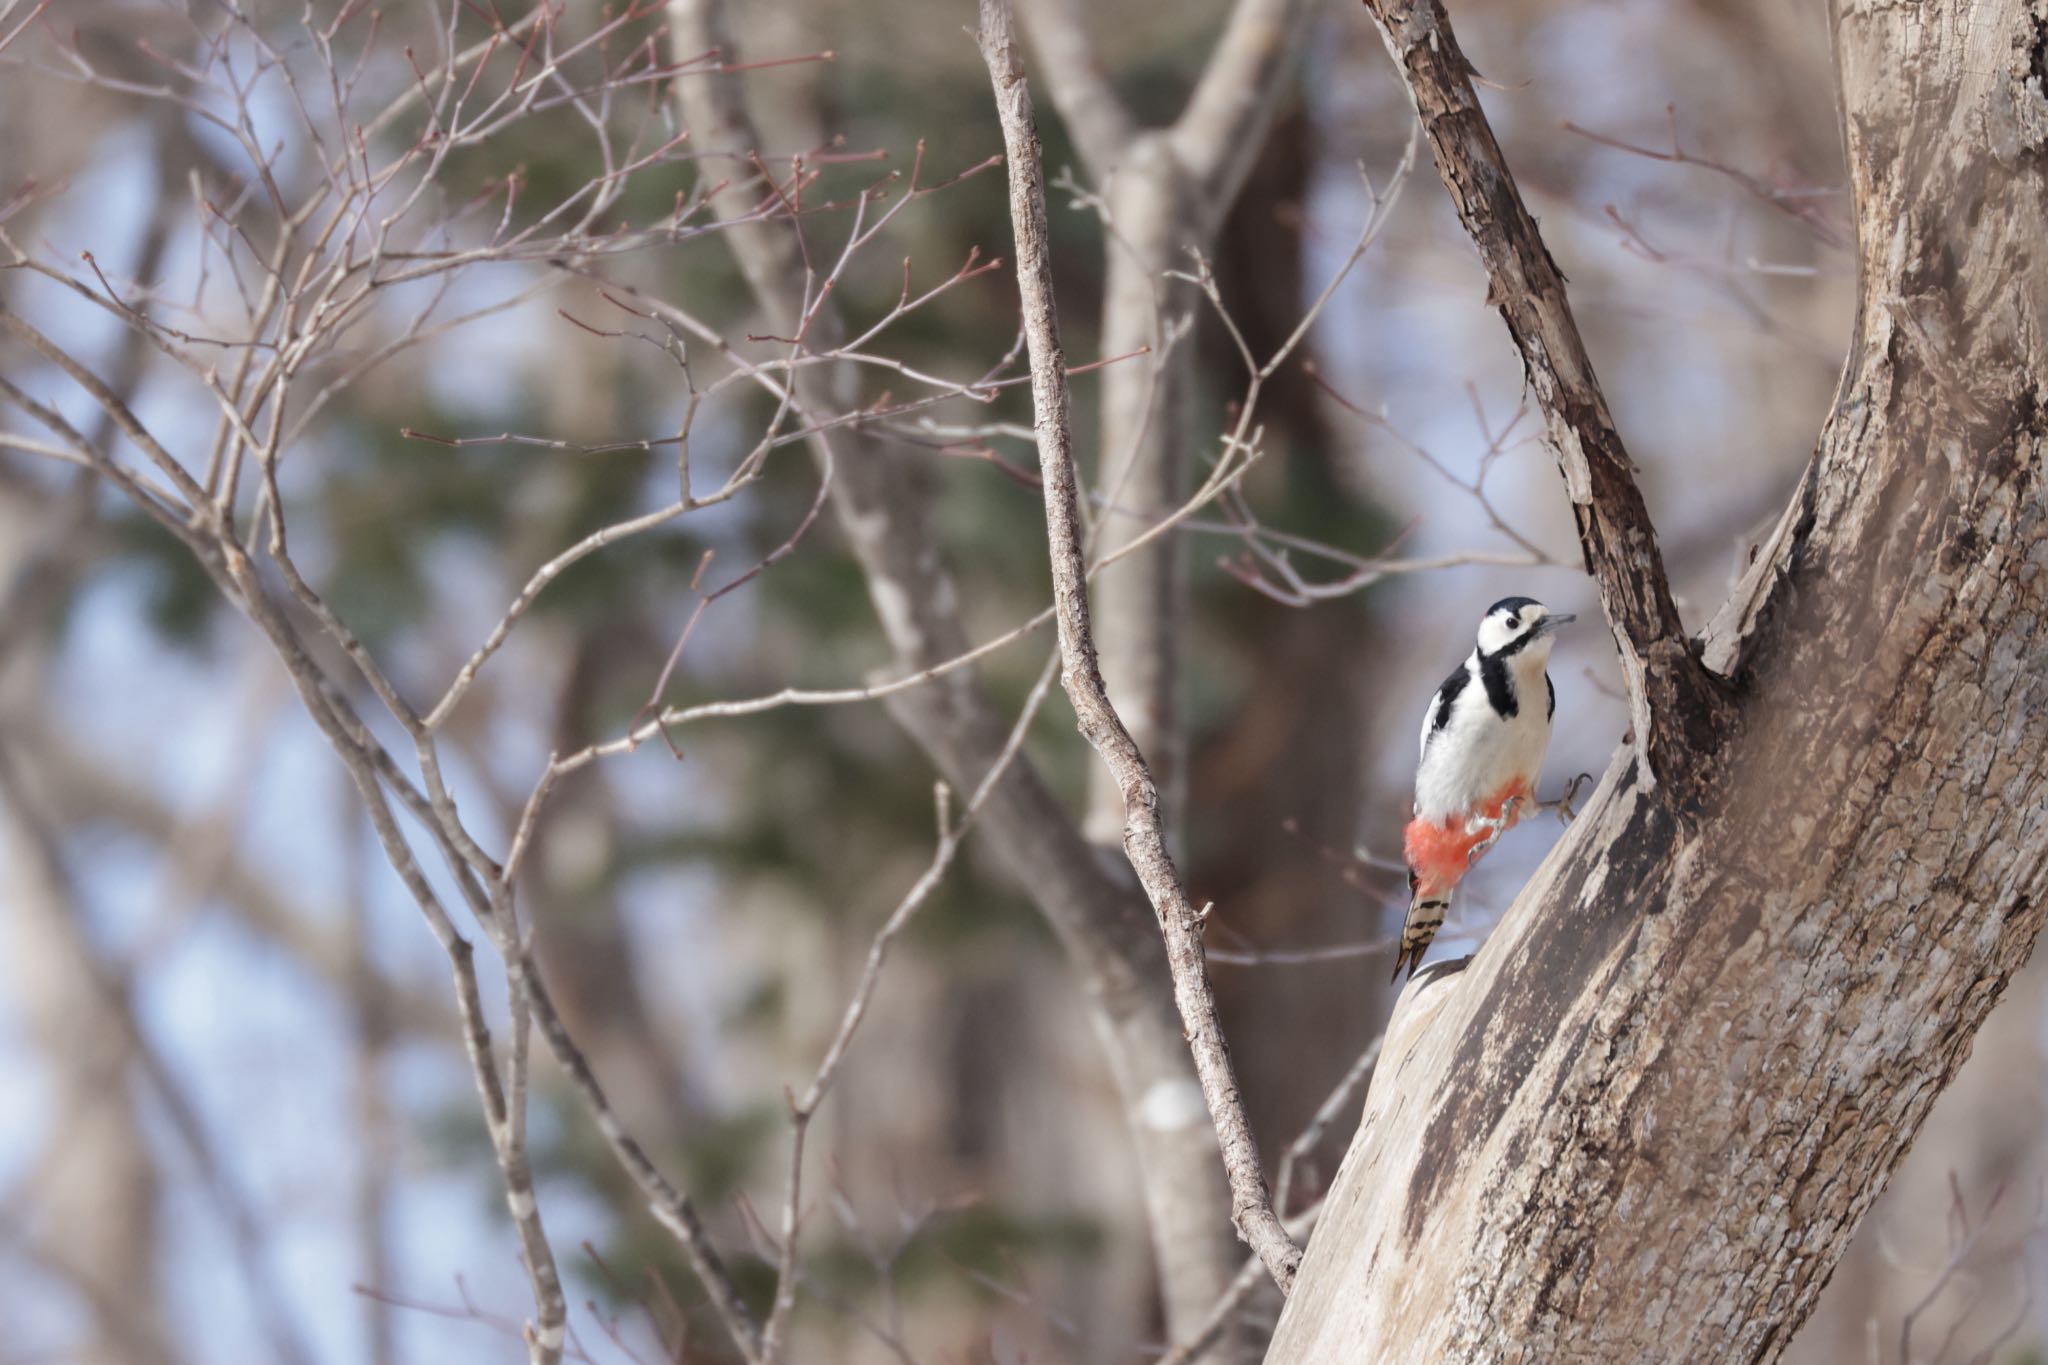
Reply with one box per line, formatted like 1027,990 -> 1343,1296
1392,887 -> 1451,983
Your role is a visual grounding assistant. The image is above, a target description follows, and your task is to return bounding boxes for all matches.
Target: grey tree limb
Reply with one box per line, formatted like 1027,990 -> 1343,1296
3,17 -> 795,1360
1171,0 -> 1319,206
1011,0 -> 1134,175
978,0 -> 1302,1294
1014,0 -> 1315,849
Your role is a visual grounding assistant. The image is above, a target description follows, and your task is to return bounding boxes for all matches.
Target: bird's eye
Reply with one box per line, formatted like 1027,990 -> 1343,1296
1505,615 -> 1520,629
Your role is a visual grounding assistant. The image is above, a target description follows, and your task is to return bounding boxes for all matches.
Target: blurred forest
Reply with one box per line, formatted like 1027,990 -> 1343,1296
0,0 -> 2039,1362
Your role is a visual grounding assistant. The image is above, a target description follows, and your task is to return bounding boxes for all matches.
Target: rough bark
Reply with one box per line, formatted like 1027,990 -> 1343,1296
1266,0 -> 2048,1358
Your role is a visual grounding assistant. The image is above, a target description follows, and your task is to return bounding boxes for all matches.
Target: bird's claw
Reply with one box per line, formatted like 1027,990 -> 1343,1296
1461,795 -> 1523,865
1542,772 -> 1595,824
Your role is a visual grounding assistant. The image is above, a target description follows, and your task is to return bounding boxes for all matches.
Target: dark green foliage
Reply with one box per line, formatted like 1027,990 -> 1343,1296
105,508 -> 221,646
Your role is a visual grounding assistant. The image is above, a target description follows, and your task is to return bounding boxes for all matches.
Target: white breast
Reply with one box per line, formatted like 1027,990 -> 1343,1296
1413,656 -> 1553,824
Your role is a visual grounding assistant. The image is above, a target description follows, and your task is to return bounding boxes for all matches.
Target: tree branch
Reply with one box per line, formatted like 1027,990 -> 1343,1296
1171,0 -> 1317,207
1014,0 -> 1310,866
977,0 -> 1301,1294
1012,0 -> 1136,174
1359,0 -> 1731,796
663,0 -> 1253,1339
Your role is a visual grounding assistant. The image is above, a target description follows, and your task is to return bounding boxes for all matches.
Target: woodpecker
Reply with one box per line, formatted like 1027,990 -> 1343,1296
1391,596 -> 1575,982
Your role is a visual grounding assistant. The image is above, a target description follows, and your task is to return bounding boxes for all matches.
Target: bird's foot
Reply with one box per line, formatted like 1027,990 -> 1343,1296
1540,772 -> 1596,825
1461,795 -> 1523,864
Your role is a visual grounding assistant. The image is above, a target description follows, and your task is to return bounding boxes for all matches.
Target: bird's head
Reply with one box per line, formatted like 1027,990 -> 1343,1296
1475,596 -> 1575,661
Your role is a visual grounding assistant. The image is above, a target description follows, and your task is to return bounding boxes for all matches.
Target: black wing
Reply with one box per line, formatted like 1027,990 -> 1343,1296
1420,661 -> 1472,761
1547,672 -> 1555,721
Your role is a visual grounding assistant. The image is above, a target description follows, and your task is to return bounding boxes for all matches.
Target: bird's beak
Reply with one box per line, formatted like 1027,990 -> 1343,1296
1537,612 -> 1578,636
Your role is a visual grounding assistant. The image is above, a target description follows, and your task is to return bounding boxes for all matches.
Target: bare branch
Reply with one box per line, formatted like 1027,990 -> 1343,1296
1359,0 -> 1733,796
977,0 -> 1301,1293
761,651 -> 1063,1359
1563,110 -> 1847,249
514,959 -> 766,1365
1012,0 -> 1136,173
664,0 -> 1269,1339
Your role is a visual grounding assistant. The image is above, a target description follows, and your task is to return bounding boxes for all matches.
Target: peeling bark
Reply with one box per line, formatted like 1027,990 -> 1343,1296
1266,0 -> 2048,1358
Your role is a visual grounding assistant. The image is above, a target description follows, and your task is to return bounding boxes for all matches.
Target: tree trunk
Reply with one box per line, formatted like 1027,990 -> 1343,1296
664,1 -> 1251,1343
1085,135 -> 1196,849
1265,0 -> 2048,1358
0,485 -> 171,1365
1081,154 -> 1264,1331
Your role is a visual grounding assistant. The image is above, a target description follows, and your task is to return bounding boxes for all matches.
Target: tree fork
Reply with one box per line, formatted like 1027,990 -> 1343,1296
1361,0 -> 1737,803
